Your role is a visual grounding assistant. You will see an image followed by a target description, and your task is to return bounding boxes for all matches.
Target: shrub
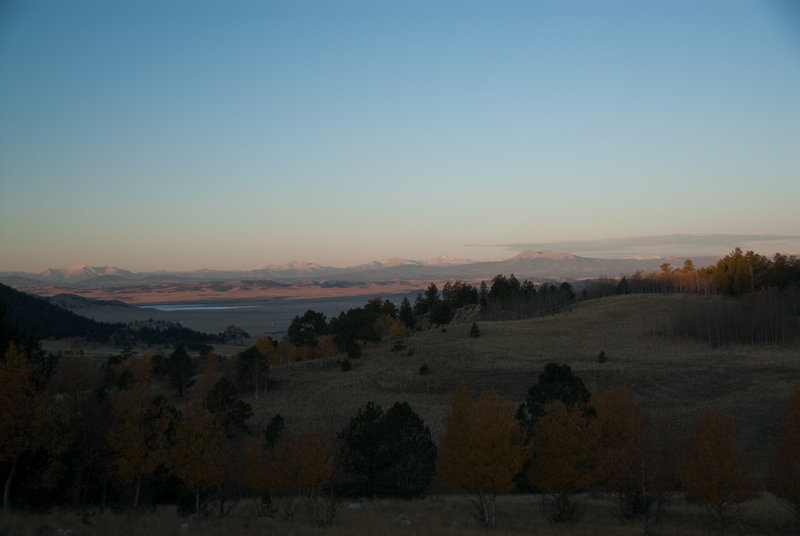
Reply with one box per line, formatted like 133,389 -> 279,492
419,363 -> 430,375
470,322 -> 481,338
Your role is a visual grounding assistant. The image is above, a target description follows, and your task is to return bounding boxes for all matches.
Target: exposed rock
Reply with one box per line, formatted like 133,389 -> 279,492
450,304 -> 481,325
222,324 -> 250,342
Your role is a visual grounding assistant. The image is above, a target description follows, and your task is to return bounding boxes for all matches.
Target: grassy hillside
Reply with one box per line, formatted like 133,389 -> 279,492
258,293 -> 800,467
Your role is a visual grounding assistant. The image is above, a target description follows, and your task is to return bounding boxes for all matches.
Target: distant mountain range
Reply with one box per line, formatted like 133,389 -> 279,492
1,250 -> 722,288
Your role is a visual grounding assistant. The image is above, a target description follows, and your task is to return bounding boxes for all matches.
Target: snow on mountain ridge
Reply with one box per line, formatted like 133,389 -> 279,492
16,249 -> 717,285
262,260 -> 326,272
37,265 -> 131,282
348,258 -> 422,271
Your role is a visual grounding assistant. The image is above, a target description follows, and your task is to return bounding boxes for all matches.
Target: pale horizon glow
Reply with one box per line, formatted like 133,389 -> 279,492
1,1 -> 799,273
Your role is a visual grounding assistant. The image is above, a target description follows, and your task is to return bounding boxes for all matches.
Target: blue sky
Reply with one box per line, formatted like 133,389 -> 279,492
1,0 -> 799,272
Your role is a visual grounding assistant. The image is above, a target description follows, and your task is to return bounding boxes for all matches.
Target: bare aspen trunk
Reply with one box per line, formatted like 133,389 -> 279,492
254,367 -> 259,401
73,465 -> 83,508
3,462 -> 17,513
641,455 -> 649,536
100,475 -> 107,513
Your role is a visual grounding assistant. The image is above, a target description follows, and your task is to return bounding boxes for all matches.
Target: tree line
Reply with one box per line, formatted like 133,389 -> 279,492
587,249 -> 800,298
277,276 -> 577,366
585,249 -> 800,346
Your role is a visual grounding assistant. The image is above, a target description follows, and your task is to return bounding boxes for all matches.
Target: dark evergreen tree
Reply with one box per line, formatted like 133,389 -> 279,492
163,346 -> 194,396
470,322 -> 481,338
234,345 -> 268,397
429,301 -> 454,325
517,363 -> 593,435
442,281 -> 479,310
329,300 -> 386,351
414,283 -> 440,316
339,401 -> 436,499
204,377 -> 253,436
399,297 -> 415,329
262,414 -> 285,450
380,402 -> 437,498
339,402 -> 386,498
479,280 -> 489,307
287,310 -> 328,347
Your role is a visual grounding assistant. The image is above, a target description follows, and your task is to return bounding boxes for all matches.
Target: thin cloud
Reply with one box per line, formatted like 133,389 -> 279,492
470,234 -> 800,259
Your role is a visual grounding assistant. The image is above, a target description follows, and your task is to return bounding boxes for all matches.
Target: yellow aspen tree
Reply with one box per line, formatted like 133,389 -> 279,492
0,343 -> 51,513
277,339 -> 297,365
194,353 -> 225,399
649,416 -> 682,524
772,381 -> 800,522
387,317 -> 408,340
528,400 -> 600,522
594,386 -> 650,523
438,385 -> 526,528
314,334 -> 336,360
108,355 -> 175,508
53,354 -> 104,508
269,429 -> 334,525
375,314 -> 407,341
682,409 -> 760,533
244,436 -> 272,497
292,344 -> 313,362
171,400 -> 223,517
256,336 -> 280,366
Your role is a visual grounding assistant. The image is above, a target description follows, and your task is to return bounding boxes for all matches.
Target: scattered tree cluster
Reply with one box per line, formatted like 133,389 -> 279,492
412,277 -> 576,325
482,275 -> 576,321
436,363 -> 775,532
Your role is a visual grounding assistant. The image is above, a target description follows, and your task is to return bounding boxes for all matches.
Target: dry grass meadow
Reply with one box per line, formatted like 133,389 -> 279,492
259,294 -> 800,454
1,493 -> 796,536
21,294 -> 800,535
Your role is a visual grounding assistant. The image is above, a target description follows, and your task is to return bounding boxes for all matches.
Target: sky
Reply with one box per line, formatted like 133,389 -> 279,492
1,0 -> 799,272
